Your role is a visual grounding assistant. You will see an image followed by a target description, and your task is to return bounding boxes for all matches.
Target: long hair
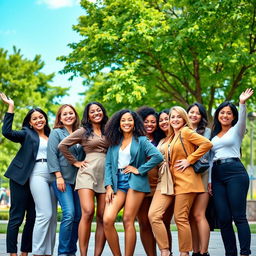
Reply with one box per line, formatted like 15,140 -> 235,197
105,109 -> 146,146
168,106 -> 192,138
53,104 -> 80,131
211,101 -> 238,139
81,102 -> 108,137
22,108 -> 50,136
136,106 -> 162,144
187,102 -> 208,135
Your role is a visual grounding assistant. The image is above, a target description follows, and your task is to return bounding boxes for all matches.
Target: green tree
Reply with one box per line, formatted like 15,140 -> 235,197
59,0 -> 256,118
0,47 -> 67,177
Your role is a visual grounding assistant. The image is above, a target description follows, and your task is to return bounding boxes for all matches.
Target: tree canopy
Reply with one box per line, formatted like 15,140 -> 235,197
59,0 -> 256,117
0,47 -> 67,177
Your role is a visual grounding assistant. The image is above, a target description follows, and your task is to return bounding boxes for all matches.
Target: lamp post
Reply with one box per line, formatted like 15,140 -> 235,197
248,112 -> 256,199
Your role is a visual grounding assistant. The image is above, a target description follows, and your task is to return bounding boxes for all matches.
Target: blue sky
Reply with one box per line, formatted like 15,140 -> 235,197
0,0 -> 86,104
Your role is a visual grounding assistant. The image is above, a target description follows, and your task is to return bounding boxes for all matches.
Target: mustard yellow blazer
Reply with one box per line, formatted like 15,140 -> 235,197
168,126 -> 212,195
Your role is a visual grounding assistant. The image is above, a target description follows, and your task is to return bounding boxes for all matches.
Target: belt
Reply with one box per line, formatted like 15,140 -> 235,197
118,168 -> 125,173
35,158 -> 47,163
213,157 -> 240,165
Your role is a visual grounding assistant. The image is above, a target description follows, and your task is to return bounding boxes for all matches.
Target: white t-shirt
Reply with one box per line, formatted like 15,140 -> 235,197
209,103 -> 246,182
118,142 -> 131,169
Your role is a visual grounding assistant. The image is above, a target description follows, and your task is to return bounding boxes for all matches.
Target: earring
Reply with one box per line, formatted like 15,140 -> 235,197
118,127 -> 121,132
30,125 -> 32,129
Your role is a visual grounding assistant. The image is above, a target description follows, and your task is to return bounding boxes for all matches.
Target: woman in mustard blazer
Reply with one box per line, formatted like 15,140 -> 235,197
150,106 -> 212,256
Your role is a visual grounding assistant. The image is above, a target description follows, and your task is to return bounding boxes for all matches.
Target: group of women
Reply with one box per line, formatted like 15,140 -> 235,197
0,88 -> 253,256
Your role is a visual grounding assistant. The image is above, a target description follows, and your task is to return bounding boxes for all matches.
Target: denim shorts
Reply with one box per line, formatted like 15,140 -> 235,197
117,169 -> 130,193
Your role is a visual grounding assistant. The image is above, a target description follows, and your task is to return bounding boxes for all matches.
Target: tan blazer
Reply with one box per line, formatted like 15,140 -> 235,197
169,126 -> 212,195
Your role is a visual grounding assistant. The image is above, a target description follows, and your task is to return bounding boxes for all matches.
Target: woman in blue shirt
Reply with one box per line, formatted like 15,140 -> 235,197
103,109 -> 163,256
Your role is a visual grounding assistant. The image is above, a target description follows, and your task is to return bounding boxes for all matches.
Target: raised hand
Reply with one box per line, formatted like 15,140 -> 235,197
239,88 -> 254,104
0,92 -> 14,106
0,92 -> 14,113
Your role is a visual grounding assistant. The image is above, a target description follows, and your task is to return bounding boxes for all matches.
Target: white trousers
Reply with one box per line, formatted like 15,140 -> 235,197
30,173 -> 57,255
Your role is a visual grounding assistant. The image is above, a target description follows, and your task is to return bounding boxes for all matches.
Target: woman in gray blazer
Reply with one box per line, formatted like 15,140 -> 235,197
47,104 -> 84,256
103,109 -> 163,256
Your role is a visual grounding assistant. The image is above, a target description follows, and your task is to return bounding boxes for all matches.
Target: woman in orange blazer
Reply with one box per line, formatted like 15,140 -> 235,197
168,106 -> 212,256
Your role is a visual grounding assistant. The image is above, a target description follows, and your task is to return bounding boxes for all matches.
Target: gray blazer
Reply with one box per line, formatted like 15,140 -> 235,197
47,128 -> 84,184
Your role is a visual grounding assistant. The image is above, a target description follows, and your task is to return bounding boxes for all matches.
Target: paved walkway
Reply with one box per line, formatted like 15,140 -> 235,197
0,231 -> 256,256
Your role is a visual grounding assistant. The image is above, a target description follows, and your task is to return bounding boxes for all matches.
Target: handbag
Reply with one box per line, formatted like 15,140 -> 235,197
179,133 -> 209,174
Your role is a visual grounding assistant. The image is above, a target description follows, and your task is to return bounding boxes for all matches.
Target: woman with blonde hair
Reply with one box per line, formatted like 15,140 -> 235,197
150,106 -> 212,256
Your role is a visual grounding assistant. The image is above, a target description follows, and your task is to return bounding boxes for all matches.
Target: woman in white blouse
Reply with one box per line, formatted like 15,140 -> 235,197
209,88 -> 253,256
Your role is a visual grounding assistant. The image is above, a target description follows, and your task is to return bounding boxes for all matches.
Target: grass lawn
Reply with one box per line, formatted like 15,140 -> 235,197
0,222 -> 255,234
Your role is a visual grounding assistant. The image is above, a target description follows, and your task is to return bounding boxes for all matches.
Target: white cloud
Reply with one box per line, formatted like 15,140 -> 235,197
36,0 -> 80,9
0,29 -> 16,35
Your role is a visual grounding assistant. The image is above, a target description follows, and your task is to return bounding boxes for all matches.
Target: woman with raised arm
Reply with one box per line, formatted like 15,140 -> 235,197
58,102 -> 108,256
187,103 -> 211,256
103,109 -> 163,256
209,88 -> 254,256
47,104 -> 84,256
0,93 -> 57,256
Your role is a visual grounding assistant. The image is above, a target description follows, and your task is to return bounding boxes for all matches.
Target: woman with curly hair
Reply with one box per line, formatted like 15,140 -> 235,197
103,109 -> 163,256
59,102 -> 108,256
136,106 -> 163,256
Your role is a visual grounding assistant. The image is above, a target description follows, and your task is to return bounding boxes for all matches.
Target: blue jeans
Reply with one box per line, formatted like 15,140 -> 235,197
212,160 -> 251,256
52,182 -> 81,255
117,170 -> 130,193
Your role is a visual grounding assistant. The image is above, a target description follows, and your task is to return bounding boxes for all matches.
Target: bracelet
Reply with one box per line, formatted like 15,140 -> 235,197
56,176 -> 63,179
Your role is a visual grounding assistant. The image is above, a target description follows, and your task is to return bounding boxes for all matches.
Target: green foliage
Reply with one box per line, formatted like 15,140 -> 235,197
0,47 -> 68,177
59,0 -> 256,118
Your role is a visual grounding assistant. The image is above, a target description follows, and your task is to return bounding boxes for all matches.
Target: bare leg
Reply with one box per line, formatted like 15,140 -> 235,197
103,190 -> 126,256
163,203 -> 174,253
94,193 -> 107,256
191,192 -> 210,254
78,189 -> 95,256
190,194 -> 200,254
137,197 -> 157,256
123,189 -> 145,256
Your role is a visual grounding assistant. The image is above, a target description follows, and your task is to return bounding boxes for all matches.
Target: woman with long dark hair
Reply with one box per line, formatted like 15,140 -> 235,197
187,103 -> 211,256
103,109 -> 163,256
59,102 -> 108,256
1,92 -> 57,256
148,109 -> 175,256
47,104 -> 83,256
136,106 -> 163,256
209,88 -> 253,256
